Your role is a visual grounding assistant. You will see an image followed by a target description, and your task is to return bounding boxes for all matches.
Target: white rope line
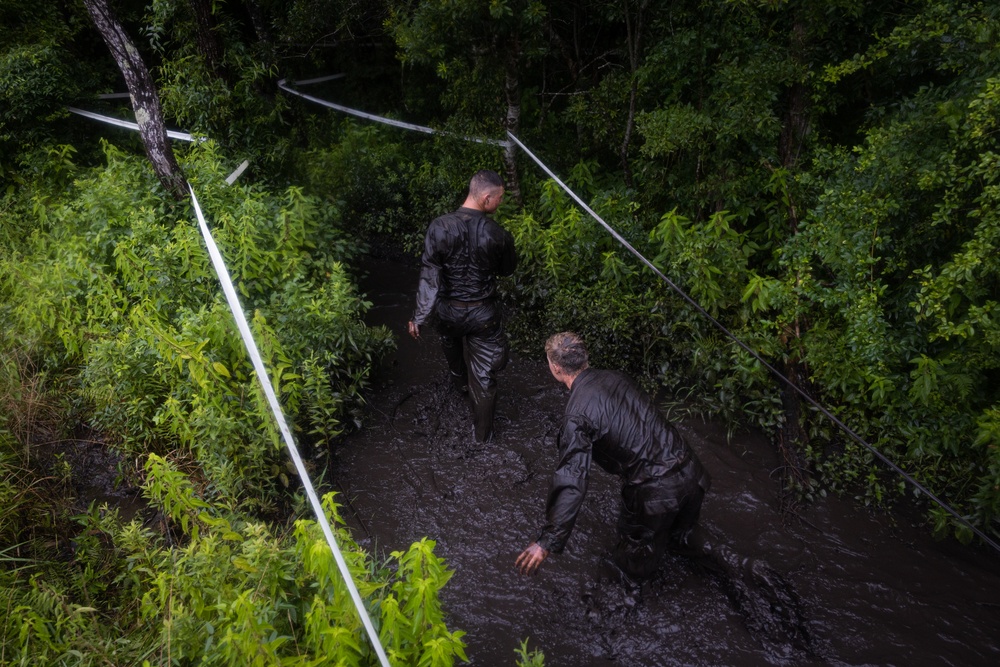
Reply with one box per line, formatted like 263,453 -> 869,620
68,106 -> 395,658
68,106 -> 252,183
225,159 -> 250,185
283,79 -> 986,539
74,67 -> 998,613
67,106 -> 200,142
71,105 -> 393,657
293,73 -> 348,86
504,132 -> 666,280
279,77 -> 509,147
188,186 -> 392,667
505,130 -> 1000,554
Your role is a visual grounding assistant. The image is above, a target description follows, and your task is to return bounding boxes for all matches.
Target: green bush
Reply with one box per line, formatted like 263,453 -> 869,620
0,139 -> 392,511
127,455 -> 467,667
1,453 -> 468,666
292,119 -> 501,256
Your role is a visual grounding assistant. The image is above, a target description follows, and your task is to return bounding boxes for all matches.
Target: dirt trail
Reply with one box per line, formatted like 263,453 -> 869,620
331,258 -> 1000,666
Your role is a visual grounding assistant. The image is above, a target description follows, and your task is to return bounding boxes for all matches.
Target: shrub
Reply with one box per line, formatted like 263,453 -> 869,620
0,139 -> 392,511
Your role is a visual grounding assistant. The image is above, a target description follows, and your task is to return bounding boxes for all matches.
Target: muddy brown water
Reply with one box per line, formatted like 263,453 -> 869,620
332,258 -> 1000,667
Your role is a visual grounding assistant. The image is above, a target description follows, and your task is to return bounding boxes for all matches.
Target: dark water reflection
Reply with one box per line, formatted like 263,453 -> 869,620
333,258 -> 1000,666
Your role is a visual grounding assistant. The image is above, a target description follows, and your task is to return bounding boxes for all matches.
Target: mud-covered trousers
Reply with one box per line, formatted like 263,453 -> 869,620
435,299 -> 508,442
613,456 -> 708,579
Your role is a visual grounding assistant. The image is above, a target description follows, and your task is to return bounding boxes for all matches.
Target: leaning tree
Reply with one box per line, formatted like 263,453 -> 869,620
82,0 -> 186,199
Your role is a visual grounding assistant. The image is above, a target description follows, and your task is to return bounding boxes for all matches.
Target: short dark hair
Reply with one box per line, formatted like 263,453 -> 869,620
545,332 -> 589,374
469,169 -> 504,197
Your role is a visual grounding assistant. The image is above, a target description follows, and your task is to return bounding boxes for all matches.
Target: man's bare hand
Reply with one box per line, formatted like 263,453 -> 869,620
516,543 -> 549,575
408,320 -> 420,340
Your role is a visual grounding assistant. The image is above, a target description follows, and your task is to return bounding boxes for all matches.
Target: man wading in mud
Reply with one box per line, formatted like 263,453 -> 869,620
517,332 -> 711,581
408,170 -> 517,442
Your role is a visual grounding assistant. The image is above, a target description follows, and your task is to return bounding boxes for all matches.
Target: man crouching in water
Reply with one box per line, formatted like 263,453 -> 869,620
517,332 -> 711,581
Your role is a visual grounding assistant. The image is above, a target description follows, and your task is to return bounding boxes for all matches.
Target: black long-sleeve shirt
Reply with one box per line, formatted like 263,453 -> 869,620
412,207 -> 516,325
537,368 -> 704,553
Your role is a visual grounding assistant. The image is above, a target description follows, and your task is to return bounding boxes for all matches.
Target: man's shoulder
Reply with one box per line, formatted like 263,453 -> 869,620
430,209 -> 467,226
425,210 -> 471,241
571,369 -> 641,402
487,217 -> 514,239
569,368 -> 608,397
579,368 -> 630,385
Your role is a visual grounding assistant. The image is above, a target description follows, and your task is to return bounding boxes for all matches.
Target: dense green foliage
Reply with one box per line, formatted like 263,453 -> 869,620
385,0 -> 1000,539
291,120 -> 501,256
1,450 -> 467,665
2,140 -> 390,511
1,0 -> 999,663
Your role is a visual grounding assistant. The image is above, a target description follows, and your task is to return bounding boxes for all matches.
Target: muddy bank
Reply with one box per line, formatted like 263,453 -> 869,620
332,258 -> 1000,666
27,430 -> 145,523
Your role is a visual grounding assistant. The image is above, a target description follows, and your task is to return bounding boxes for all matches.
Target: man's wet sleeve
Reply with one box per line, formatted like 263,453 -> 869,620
413,223 -> 444,325
536,416 -> 592,553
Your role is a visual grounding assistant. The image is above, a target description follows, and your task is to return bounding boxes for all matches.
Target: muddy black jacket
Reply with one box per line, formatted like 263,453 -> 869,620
537,368 -> 707,553
412,207 -> 516,326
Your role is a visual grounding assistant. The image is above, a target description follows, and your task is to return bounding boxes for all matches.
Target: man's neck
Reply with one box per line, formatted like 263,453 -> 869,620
564,367 -> 585,390
461,195 -> 484,212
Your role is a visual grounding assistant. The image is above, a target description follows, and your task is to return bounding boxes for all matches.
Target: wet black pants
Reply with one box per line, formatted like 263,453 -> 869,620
614,458 -> 708,580
435,300 -> 508,442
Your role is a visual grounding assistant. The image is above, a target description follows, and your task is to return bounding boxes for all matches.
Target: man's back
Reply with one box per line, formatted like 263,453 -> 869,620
415,207 -> 515,316
563,368 -> 692,485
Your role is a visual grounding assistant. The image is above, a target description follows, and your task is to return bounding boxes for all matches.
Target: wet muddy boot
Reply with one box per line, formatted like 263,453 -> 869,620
469,381 -> 497,442
472,393 -> 496,442
594,556 -> 643,615
600,554 -> 644,593
612,535 -> 660,582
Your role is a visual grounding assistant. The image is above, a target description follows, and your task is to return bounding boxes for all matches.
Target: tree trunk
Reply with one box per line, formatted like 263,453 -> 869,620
243,0 -> 272,45
503,37 -> 523,208
776,352 -> 811,510
619,0 -> 649,189
778,22 -> 810,169
189,0 -> 231,84
83,0 -> 186,199
775,16 -> 812,496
